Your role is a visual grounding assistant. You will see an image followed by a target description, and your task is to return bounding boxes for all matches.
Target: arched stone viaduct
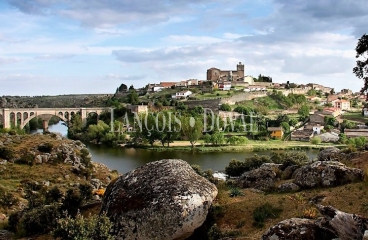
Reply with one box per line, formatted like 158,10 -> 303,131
0,108 -> 110,132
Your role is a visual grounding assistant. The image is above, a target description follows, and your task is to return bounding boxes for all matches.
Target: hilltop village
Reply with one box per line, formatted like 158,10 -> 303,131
111,62 -> 368,145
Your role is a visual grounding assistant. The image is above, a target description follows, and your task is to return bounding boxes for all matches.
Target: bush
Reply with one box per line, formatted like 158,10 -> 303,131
243,154 -> 270,171
225,159 -> 247,177
219,104 -> 231,111
0,147 -> 14,160
253,203 -> 282,228
18,204 -> 60,236
270,151 -> 308,168
311,136 -> 322,145
37,143 -> 53,153
53,212 -> 114,240
0,187 -> 19,208
61,189 -> 83,217
208,224 -> 222,240
229,187 -> 244,197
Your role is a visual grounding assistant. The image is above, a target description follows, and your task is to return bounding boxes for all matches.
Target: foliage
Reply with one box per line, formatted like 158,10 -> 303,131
353,34 -> 368,97
61,189 -> 83,217
208,224 -> 223,240
219,104 -> 231,111
226,136 -> 248,145
37,142 -> 54,153
181,116 -> 203,148
0,187 -> 19,208
252,203 -> 282,228
53,212 -> 114,240
229,187 -> 244,197
0,147 -> 14,160
324,116 -> 336,127
225,159 -> 248,177
348,137 -> 367,149
127,90 -> 139,104
311,136 -> 322,145
269,151 -> 308,167
68,114 -> 83,139
18,204 -> 60,236
86,120 -> 110,143
233,105 -> 251,115
298,105 -> 310,120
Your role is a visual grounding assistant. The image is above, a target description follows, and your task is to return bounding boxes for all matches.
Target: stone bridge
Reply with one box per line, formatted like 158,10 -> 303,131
0,107 -> 110,132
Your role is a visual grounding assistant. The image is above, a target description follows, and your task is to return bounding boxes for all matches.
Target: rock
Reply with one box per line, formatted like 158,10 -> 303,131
34,155 -> 43,164
64,174 -> 70,179
278,182 -> 300,192
262,205 -> 368,240
293,161 -> 363,188
90,178 -> 103,190
0,141 -> 3,146
281,165 -> 300,180
100,159 -> 217,240
261,218 -> 337,240
318,147 -> 342,161
316,204 -> 368,240
0,160 -> 7,165
0,214 -> 6,222
237,163 -> 281,191
0,230 -> 13,240
364,230 -> 368,240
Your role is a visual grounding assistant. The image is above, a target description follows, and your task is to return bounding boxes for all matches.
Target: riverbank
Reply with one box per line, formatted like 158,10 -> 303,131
129,140 -> 346,152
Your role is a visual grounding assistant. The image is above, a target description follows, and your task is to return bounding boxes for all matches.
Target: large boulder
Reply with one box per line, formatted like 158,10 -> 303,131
100,159 -> 218,240
317,147 -> 342,161
237,163 -> 281,191
293,161 -> 363,188
261,218 -> 337,239
262,205 -> 368,240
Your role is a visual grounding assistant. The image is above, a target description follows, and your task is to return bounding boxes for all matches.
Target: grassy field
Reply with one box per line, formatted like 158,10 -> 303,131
341,112 -> 367,123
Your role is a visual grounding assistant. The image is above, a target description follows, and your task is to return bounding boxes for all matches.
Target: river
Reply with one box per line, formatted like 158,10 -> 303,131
35,122 -> 319,174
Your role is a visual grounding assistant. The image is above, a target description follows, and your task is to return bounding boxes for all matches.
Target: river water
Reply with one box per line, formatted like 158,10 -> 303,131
37,123 -> 319,174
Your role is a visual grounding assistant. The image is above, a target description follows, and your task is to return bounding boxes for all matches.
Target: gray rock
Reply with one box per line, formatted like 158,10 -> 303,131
0,141 -> 3,146
237,163 -> 281,191
293,161 -> 363,188
262,218 -> 337,240
318,147 -> 342,161
0,230 -> 13,240
34,155 -> 43,164
281,165 -> 300,180
90,178 -> 103,190
100,159 -> 217,240
278,182 -> 300,192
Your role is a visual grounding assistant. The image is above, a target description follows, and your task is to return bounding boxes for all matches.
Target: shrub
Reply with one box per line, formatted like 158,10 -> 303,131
191,164 -> 203,176
0,187 -> 19,208
225,159 -> 247,177
270,151 -> 308,168
53,212 -> 114,240
311,136 -> 322,145
229,187 -> 244,197
253,203 -> 282,228
61,189 -> 83,217
208,224 -> 222,240
18,204 -> 60,236
37,143 -> 53,153
243,154 -> 270,171
0,147 -> 14,160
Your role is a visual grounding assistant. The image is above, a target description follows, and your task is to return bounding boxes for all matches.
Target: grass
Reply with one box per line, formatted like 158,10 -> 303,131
341,112 -> 367,123
143,140 -> 345,152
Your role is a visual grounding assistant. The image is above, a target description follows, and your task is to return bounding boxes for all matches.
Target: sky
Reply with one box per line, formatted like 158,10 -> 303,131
0,0 -> 367,96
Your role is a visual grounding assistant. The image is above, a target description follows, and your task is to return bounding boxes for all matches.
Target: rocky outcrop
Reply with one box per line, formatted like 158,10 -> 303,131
277,182 -> 300,192
237,163 -> 281,191
100,159 -> 218,240
262,218 -> 337,239
318,147 -> 342,161
293,161 -> 363,188
262,205 -> 368,240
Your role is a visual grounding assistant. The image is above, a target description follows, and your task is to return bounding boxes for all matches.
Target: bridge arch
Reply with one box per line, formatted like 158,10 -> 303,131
21,113 -> 69,130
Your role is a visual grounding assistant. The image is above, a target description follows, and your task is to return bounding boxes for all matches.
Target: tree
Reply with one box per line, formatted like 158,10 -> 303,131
353,34 -> 368,98
181,116 -> 203,148
68,114 -> 83,139
298,105 -> 310,120
127,90 -> 139,105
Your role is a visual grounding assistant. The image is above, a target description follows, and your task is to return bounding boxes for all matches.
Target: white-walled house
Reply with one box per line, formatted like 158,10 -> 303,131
171,90 -> 192,99
153,86 -> 165,92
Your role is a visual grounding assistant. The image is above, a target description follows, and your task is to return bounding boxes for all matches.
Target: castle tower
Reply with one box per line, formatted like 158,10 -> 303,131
237,62 -> 244,78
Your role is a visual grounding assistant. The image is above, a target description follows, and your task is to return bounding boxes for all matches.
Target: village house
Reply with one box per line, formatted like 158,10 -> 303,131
171,90 -> 192,99
291,129 -> 313,141
127,104 -> 148,114
344,129 -> 368,139
341,89 -> 353,95
309,113 -> 325,125
267,127 -> 284,139
160,82 -> 177,88
332,99 -> 350,110
218,81 -> 232,91
322,108 -> 341,117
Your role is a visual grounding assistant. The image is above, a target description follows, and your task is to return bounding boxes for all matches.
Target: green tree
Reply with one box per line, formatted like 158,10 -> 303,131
68,114 -> 83,139
298,105 -> 310,120
87,120 -> 110,143
210,131 -> 225,146
353,34 -> 368,98
181,116 -> 203,148
127,90 -> 139,105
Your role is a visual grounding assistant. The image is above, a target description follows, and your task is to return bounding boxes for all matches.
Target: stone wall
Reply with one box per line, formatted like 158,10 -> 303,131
220,92 -> 268,104
183,99 -> 221,112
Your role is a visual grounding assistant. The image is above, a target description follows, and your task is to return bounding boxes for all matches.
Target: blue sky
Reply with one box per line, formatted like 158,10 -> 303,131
0,0 -> 367,95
